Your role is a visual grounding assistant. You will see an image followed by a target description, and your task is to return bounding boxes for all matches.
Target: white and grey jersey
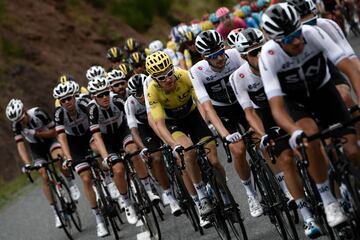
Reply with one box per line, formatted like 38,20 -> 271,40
54,98 -> 90,136
230,62 -> 269,110
259,25 -> 347,100
316,18 -> 356,59
125,95 -> 148,129
12,107 -> 55,143
189,48 -> 246,106
144,75 -> 152,113
88,94 -> 126,134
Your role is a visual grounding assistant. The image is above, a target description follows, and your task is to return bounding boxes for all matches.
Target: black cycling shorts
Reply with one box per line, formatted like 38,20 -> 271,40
255,107 -> 290,156
67,132 -> 92,174
29,138 -> 61,166
138,123 -> 163,150
328,60 -> 350,87
214,102 -> 250,134
285,81 -> 356,137
101,123 -> 134,154
165,108 -> 213,144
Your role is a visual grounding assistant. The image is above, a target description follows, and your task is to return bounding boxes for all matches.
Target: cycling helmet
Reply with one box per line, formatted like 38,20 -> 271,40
124,37 -> 140,53
257,0 -> 268,8
106,46 -> 123,62
227,28 -> 244,49
58,74 -> 75,84
146,51 -> 173,76
195,30 -> 224,56
129,52 -> 146,67
216,7 -> 230,18
73,81 -> 80,94
87,76 -> 109,94
209,13 -> 219,24
240,1 -> 250,7
116,63 -> 133,79
183,31 -> 195,43
241,5 -> 252,17
106,69 -> 126,85
86,65 -> 106,81
261,3 -> 301,40
306,0 -> 318,15
53,81 -> 75,100
127,74 -> 147,95
149,40 -> 164,54
234,28 -> 265,54
6,99 -> 24,122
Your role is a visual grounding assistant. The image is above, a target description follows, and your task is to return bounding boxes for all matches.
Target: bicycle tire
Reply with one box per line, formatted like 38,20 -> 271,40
50,181 -> 74,240
213,170 -> 248,240
172,166 -> 204,235
57,176 -> 82,232
133,176 -> 161,240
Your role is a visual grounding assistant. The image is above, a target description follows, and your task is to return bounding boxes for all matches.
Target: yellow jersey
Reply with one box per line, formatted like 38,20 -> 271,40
147,69 -> 197,121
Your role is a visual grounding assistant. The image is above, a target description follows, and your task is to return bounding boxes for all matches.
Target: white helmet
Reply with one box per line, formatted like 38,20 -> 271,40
234,28 -> 265,54
261,3 -> 301,40
149,40 -> 164,54
6,99 -> 24,122
72,81 -> 80,94
53,81 -> 75,100
227,28 -> 244,49
106,69 -> 126,86
87,76 -> 109,94
86,65 -> 106,81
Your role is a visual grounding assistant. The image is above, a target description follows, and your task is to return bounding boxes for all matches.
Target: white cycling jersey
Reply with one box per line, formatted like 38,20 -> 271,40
143,75 -> 152,113
259,25 -> 347,100
189,48 -> 245,106
124,95 -> 147,129
230,62 -> 268,110
316,18 -> 356,59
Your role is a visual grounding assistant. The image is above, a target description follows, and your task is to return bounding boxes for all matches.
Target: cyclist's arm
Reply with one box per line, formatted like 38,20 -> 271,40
130,127 -> 145,149
336,58 -> 360,104
124,98 -> 145,149
268,96 -> 299,134
92,132 -> 108,159
147,112 -> 166,143
35,127 -> 57,139
35,108 -> 57,139
244,108 -> 266,136
154,118 -> 177,148
202,100 -> 230,138
16,141 -> 31,165
57,132 -> 72,160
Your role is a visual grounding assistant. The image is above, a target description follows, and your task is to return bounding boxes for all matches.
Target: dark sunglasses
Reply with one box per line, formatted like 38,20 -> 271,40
135,91 -> 144,98
281,29 -> 302,44
205,48 -> 225,59
248,47 -> 262,57
95,91 -> 110,98
153,69 -> 174,81
112,81 -> 127,88
60,96 -> 73,103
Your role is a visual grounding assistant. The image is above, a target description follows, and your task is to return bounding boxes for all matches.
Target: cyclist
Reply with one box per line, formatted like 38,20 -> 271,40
106,46 -> 124,69
116,62 -> 134,81
215,7 -> 246,39
106,69 -> 129,101
55,75 -> 91,107
145,51 -> 228,219
87,76 -> 159,224
148,40 -> 186,69
123,37 -> 143,58
260,3 -> 360,227
124,74 -> 182,216
229,28 -> 321,237
5,99 -> 80,228
53,81 -> 108,237
191,30 -> 263,217
86,65 -> 106,82
129,51 -> 146,74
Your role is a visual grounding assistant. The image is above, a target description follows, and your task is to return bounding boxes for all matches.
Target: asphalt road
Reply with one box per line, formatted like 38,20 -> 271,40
1,36 -> 359,240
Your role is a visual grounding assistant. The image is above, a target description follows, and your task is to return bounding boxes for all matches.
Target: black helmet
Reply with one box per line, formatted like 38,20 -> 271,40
116,63 -> 134,79
195,30 -> 224,56
261,3 -> 301,40
127,74 -> 147,96
106,47 -> 123,62
129,52 -> 146,67
124,37 -> 140,53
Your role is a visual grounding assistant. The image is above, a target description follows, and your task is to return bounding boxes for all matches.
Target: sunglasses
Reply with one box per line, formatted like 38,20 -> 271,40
205,48 -> 225,59
135,91 -> 144,98
95,91 -> 110,98
152,69 -> 174,81
281,29 -> 302,44
248,47 -> 262,57
60,96 -> 73,104
112,81 -> 127,88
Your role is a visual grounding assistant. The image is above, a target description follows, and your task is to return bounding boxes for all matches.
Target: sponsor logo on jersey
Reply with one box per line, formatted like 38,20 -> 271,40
239,73 -> 245,78
268,50 -> 274,55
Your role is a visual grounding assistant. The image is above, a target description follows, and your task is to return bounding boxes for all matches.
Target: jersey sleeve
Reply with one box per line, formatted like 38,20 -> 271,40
12,122 -> 23,142
307,25 -> 347,65
124,98 -> 138,129
144,77 -> 152,113
229,71 -> 253,110
88,103 -> 100,133
112,95 -> 125,112
147,83 -> 165,121
259,42 -> 284,100
54,107 -> 65,134
35,108 -> 55,129
189,65 -> 211,104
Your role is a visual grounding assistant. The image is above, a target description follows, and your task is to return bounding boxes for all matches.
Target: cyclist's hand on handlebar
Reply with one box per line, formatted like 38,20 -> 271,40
172,144 -> 184,158
22,163 -> 32,174
140,147 -> 149,161
102,153 -> 120,169
260,134 -> 270,150
225,132 -> 242,143
62,159 -> 73,170
289,129 -> 305,150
